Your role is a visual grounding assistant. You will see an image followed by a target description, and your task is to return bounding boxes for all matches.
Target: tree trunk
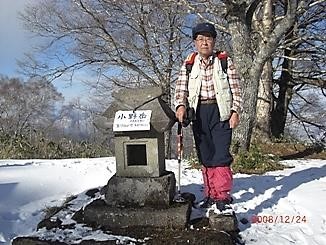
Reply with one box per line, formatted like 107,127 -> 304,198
233,66 -> 263,151
253,0 -> 273,142
254,60 -> 273,141
271,26 -> 295,138
226,6 -> 262,151
271,49 -> 294,138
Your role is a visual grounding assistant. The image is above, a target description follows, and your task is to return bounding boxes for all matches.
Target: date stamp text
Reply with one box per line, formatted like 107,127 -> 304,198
251,215 -> 307,224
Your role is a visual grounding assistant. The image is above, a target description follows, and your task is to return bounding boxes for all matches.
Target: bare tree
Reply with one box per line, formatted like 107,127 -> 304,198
19,0 -> 325,151
0,76 -> 63,135
177,0 -> 325,150
254,0 -> 274,141
19,0 -> 194,156
271,0 -> 326,139
19,0 -> 190,96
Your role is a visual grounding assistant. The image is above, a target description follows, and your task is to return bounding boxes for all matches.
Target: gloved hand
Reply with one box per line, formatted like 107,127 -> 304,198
176,106 -> 195,127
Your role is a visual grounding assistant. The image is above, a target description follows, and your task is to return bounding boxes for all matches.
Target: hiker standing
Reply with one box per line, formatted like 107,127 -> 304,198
174,22 -> 242,212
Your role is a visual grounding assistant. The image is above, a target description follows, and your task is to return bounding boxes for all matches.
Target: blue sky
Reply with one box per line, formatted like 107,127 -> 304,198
0,0 -> 30,76
0,0 -> 88,102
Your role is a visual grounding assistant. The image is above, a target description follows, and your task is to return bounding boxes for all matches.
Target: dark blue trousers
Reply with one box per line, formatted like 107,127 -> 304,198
192,103 -> 233,167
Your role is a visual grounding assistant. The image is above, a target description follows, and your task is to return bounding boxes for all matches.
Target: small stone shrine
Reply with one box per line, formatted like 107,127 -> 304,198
91,86 -> 190,228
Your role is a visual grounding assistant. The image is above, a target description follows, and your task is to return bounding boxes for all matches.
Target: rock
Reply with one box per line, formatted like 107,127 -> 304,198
37,216 -> 62,230
12,237 -> 66,245
85,188 -> 99,198
208,212 -> 238,232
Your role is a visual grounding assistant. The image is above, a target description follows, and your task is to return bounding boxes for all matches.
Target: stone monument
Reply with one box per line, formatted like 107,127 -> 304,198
91,86 -> 191,229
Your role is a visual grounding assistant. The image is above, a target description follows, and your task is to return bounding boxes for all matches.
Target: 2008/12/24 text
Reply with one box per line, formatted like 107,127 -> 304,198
251,215 -> 307,224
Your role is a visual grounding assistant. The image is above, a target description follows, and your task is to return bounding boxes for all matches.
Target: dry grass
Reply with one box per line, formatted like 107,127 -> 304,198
185,141 -> 325,174
258,142 -> 326,160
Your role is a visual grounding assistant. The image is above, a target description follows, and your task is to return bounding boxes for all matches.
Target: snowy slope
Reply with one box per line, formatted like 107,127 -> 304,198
0,158 -> 325,244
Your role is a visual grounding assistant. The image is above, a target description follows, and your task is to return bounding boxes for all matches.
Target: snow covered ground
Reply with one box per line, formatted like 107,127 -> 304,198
0,157 -> 325,244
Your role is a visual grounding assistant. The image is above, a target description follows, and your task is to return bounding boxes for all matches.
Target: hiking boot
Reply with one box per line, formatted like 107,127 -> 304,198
215,199 -> 233,214
196,197 -> 216,209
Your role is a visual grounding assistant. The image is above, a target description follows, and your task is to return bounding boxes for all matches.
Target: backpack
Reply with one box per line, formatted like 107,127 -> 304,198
184,51 -> 228,77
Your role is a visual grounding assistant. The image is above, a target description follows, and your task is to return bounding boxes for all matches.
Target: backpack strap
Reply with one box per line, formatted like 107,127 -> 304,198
217,51 -> 228,74
185,52 -> 198,77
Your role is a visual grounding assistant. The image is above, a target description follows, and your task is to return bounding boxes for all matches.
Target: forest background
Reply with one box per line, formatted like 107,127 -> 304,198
1,0 -> 325,167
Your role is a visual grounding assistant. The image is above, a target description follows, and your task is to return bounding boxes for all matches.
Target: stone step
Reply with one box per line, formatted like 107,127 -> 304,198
80,199 -> 190,230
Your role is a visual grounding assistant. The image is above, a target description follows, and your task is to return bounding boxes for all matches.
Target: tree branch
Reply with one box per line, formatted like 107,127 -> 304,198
180,0 -> 228,33
245,0 -> 261,30
255,0 -> 299,67
288,107 -> 325,129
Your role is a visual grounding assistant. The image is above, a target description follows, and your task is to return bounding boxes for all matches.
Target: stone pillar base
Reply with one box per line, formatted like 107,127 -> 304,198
83,199 -> 190,230
105,171 -> 176,208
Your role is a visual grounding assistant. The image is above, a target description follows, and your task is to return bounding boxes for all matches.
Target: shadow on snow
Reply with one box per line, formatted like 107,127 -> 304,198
180,163 -> 326,231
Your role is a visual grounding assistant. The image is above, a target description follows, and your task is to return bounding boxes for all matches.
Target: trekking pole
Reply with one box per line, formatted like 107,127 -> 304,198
174,122 -> 185,202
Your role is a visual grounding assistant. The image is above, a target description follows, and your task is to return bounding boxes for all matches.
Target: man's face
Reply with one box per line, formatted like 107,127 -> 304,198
194,33 -> 215,58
